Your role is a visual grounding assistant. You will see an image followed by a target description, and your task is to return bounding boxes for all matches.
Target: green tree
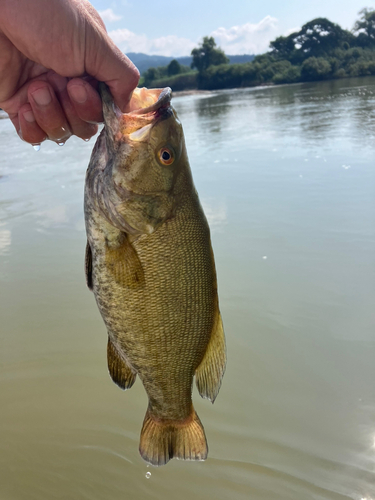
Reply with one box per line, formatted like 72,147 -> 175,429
167,59 -> 181,76
353,8 -> 375,46
270,34 -> 296,59
301,56 -> 332,80
191,37 -> 229,72
143,67 -> 159,86
292,18 -> 352,57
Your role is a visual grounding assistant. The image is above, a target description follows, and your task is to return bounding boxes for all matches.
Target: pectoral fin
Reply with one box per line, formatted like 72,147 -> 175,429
105,234 -> 144,288
195,307 -> 226,403
85,241 -> 93,291
107,337 -> 137,390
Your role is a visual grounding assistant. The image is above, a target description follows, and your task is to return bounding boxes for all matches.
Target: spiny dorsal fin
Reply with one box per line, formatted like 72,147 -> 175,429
195,307 -> 226,403
105,234 -> 144,289
85,241 -> 93,290
107,337 -> 137,390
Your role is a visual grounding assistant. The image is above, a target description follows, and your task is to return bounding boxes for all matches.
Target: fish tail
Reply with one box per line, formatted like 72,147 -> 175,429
139,408 -> 208,466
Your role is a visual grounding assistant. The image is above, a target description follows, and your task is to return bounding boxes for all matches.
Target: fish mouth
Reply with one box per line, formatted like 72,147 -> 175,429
127,87 -> 172,117
122,87 -> 173,138
100,83 -> 173,141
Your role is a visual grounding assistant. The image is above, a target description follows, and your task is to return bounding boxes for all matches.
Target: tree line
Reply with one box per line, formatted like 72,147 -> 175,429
140,8 -> 375,90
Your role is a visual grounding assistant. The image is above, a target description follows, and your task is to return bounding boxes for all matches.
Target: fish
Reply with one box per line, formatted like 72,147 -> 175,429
84,83 -> 226,466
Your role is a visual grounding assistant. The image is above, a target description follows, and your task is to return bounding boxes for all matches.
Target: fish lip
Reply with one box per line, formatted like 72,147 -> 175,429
127,87 -> 172,117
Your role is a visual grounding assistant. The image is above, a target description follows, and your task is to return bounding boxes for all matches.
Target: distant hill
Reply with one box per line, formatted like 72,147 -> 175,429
126,52 -> 255,74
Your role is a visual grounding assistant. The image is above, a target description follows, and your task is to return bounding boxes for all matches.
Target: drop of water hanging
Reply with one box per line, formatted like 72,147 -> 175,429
145,472 -> 151,479
33,144 -> 41,151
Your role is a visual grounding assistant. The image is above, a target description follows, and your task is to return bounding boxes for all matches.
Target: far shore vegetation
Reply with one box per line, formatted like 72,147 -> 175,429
139,8 -> 375,91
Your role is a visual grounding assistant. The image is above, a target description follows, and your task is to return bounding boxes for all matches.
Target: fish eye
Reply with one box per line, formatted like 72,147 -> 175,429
158,147 -> 174,166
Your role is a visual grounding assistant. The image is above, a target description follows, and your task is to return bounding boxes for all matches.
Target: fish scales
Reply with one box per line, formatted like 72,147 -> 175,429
84,84 -> 226,466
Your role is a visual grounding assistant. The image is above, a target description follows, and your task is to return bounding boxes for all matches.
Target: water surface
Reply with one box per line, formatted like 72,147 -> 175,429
1,77 -> 375,500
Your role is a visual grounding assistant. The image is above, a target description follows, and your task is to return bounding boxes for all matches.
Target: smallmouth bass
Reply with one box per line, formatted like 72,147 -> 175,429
84,84 -> 226,466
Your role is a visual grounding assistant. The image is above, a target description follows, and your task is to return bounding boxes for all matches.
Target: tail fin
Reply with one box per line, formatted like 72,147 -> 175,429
139,408 -> 208,466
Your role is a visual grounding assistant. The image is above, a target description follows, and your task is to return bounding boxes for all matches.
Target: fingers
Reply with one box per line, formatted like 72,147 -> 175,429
18,103 -> 47,145
8,72 -> 100,145
67,78 -> 103,124
27,80 -> 72,144
49,73 -> 98,140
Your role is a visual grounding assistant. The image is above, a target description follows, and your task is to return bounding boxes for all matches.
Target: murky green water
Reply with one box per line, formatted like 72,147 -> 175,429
1,77 -> 375,500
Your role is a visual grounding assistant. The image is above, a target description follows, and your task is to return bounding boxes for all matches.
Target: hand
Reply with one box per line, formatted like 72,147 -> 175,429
0,0 -> 139,145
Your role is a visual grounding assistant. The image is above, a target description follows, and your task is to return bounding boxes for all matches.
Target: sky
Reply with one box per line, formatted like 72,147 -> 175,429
90,0 -> 374,57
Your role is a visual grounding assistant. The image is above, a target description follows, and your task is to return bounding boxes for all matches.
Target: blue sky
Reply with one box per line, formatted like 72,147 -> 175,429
90,0 -> 373,56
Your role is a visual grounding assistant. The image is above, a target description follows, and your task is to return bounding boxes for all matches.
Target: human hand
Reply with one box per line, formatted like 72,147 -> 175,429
0,0 -> 139,145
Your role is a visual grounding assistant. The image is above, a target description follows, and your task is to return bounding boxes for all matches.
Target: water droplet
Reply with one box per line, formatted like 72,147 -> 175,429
145,472 -> 151,479
84,138 -> 90,142
262,256 -> 268,260
57,142 -> 65,147
33,144 -> 41,151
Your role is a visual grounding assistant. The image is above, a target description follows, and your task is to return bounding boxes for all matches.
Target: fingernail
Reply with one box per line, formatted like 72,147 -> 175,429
23,110 -> 35,123
69,84 -> 88,104
31,87 -> 52,106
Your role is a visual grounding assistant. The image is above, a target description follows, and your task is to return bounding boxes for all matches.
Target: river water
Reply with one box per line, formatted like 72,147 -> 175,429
1,77 -> 375,500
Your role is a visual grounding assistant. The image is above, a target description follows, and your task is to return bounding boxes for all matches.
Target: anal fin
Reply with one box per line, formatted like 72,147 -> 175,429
195,307 -> 226,403
107,337 -> 136,390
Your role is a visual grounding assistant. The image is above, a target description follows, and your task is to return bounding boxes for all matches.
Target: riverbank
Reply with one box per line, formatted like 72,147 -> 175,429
143,45 -> 375,93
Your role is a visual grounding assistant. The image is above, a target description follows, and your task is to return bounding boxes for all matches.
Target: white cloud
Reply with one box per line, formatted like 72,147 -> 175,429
99,8 -> 122,23
285,27 -> 301,37
210,16 -> 279,54
109,16 -> 282,57
109,29 -> 195,56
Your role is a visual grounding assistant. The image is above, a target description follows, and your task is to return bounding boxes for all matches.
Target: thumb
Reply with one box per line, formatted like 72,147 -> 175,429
85,33 -> 140,112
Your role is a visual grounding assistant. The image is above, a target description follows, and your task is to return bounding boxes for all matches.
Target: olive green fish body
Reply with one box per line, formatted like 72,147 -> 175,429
84,85 -> 226,466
